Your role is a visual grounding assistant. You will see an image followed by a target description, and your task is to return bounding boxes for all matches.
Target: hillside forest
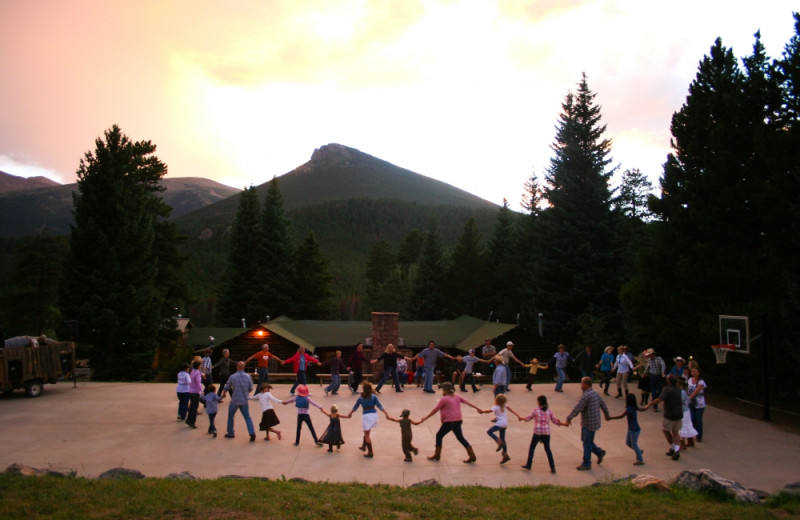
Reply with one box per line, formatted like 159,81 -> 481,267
1,16 -> 799,410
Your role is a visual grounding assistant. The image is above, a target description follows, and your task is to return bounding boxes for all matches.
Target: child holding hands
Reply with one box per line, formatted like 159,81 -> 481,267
318,404 -> 348,452
387,409 -> 421,461
519,395 -> 565,473
249,383 -> 282,441
487,394 -> 520,464
607,392 -> 646,465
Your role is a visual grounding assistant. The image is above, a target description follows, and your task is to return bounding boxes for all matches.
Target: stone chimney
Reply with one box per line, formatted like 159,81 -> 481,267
371,312 -> 399,359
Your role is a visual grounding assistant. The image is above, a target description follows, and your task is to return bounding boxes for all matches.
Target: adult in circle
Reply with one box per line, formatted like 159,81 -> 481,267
175,363 -> 191,421
347,342 -> 368,394
645,348 -> 666,413
285,346 -> 321,395
418,382 -> 490,463
565,376 -> 610,471
687,367 -> 707,442
345,381 -> 388,458
245,344 -> 283,395
552,344 -> 573,393
371,343 -> 405,393
418,340 -> 457,394
221,361 -> 257,442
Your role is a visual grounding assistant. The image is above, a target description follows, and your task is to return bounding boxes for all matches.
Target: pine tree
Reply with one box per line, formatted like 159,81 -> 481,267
446,218 -> 487,318
614,168 -> 653,220
292,233 -> 335,319
408,223 -> 447,320
257,177 -> 295,319
525,74 -> 622,343
486,200 -> 521,323
216,186 -> 261,327
60,125 -> 176,378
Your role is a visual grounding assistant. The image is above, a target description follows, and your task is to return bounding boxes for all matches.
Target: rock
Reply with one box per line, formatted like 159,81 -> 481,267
781,481 -> 800,496
166,472 -> 199,480
3,463 -> 75,478
5,463 -> 47,477
631,475 -> 671,492
671,469 -> 761,503
592,474 -> 638,486
97,467 -> 145,480
409,478 -> 440,488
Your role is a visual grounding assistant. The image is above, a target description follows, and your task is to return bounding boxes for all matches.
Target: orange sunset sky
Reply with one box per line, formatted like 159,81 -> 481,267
1,1 -> 797,209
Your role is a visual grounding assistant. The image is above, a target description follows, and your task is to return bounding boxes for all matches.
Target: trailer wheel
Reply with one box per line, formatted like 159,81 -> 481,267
25,380 -> 44,397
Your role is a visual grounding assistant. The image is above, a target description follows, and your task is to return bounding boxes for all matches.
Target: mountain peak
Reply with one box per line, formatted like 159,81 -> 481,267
310,143 -> 359,164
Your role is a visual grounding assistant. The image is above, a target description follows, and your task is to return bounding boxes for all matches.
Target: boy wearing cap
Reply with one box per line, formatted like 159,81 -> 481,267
387,409 -> 422,461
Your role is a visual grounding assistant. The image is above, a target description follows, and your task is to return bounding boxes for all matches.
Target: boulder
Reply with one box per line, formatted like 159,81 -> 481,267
97,467 -> 145,480
671,469 -> 761,503
409,478 -> 441,488
781,481 -> 800,496
631,474 -> 671,492
4,463 -> 75,478
165,472 -> 199,480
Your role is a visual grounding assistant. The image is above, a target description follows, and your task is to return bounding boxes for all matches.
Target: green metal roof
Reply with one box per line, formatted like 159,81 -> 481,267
263,315 -> 517,353
187,327 -> 249,349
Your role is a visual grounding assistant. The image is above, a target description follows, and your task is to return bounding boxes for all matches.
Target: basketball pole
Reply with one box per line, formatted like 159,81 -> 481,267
761,315 -> 770,422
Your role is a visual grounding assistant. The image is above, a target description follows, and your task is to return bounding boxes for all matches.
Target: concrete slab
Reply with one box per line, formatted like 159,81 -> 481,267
0,381 -> 797,491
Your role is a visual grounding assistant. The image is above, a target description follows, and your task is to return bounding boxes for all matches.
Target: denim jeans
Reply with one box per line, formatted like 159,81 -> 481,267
376,367 -> 401,391
487,425 -> 506,448
227,403 -> 255,436
435,420 -> 470,448
462,372 -> 478,391
325,373 -> 341,394
526,433 -> 555,469
555,367 -> 566,390
423,366 -> 435,392
649,374 -> 664,402
690,406 -> 705,441
207,412 -> 217,433
255,367 -> 269,394
626,429 -> 643,461
580,427 -> 603,467
290,370 -> 307,394
296,413 -> 318,444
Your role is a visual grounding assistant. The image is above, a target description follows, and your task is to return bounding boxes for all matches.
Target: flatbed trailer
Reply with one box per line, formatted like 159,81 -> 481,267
0,341 -> 76,397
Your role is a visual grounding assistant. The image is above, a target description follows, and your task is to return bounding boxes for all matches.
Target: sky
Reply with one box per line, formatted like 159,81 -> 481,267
1,1 -> 797,211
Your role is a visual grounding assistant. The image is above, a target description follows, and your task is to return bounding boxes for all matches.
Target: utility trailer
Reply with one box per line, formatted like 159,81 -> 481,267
0,339 -> 76,397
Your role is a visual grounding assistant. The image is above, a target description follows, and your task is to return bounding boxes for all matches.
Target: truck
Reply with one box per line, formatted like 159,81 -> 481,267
1,337 -> 76,397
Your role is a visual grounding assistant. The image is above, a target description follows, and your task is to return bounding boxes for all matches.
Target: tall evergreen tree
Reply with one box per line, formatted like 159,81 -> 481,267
525,74 -> 621,344
397,229 -> 423,279
624,26 -> 800,394
257,177 -> 295,319
292,233 -> 335,319
486,200 -> 521,323
216,186 -> 262,327
408,223 -> 447,320
446,218 -> 488,318
60,125 -> 176,379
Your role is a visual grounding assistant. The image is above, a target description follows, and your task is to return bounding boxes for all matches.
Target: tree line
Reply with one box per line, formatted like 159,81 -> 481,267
1,15 -> 798,399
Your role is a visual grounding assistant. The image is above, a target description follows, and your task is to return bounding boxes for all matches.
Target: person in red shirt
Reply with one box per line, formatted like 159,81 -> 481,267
285,346 -> 321,395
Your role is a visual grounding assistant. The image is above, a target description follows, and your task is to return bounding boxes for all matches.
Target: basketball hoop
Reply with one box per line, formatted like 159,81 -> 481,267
711,344 -> 735,364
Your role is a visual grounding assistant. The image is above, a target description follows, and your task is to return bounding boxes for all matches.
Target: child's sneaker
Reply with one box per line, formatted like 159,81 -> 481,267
633,460 -> 644,465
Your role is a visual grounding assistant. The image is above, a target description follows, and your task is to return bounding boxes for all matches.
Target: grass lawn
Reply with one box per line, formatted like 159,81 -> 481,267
1,475 -> 799,519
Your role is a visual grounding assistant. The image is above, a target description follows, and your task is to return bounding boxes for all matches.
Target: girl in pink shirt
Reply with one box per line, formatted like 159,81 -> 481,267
519,395 -> 565,473
418,382 -> 489,463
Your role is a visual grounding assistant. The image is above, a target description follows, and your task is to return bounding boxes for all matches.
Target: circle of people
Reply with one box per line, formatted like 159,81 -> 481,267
175,341 -> 707,472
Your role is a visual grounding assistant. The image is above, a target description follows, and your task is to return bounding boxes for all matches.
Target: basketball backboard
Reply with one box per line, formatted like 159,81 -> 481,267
719,315 -> 750,354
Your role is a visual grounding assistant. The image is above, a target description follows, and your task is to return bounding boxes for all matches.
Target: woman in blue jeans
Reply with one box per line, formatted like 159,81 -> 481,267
552,344 -> 573,392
